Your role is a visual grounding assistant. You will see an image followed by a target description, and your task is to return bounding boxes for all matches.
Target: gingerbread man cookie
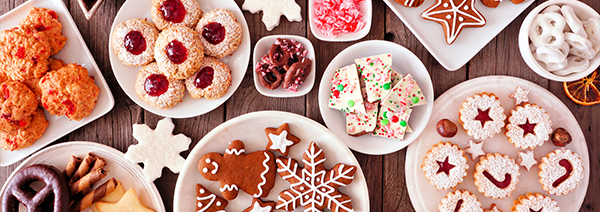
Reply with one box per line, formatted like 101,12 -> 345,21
198,140 -> 276,200
264,123 -> 301,157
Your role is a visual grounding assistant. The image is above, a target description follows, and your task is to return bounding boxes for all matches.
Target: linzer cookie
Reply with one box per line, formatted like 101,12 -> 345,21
380,74 -> 426,111
422,142 -> 469,190
328,64 -> 366,114
438,190 -> 483,212
538,149 -> 583,196
195,184 -> 228,212
505,103 -> 552,150
355,53 -> 393,103
474,153 -> 520,199
264,123 -> 301,157
458,93 -> 506,140
421,0 -> 486,45
511,193 -> 560,212
373,106 -> 412,140
345,89 -> 378,136
198,140 -> 276,200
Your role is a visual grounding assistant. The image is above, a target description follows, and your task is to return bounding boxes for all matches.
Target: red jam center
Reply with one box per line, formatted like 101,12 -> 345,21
124,31 -> 147,55
552,159 -> 573,187
202,22 -> 226,45
144,74 -> 169,97
160,0 -> 186,23
61,100 -> 76,115
519,119 -> 537,136
166,40 -> 187,64
482,171 -> 511,189
475,108 -> 493,127
194,66 -> 214,89
453,199 -> 463,212
436,157 -> 455,175
530,209 -> 543,212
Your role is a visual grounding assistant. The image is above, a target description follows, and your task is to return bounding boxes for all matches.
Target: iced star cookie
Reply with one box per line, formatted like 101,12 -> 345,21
505,103 -> 552,150
243,198 -> 275,212
373,106 -> 412,140
0,81 -> 38,131
185,56 -> 231,100
474,153 -> 520,199
0,27 -> 50,81
135,62 -> 185,110
19,7 -> 66,55
438,190 -> 483,212
458,93 -> 506,140
538,149 -> 583,196
111,18 -> 159,67
381,74 -> 426,111
422,142 -> 469,190
511,193 -> 559,212
196,9 -> 243,59
196,184 -> 228,212
154,26 -> 204,80
264,123 -> 301,157
328,64 -> 365,114
151,0 -> 202,30
421,0 -> 486,45
355,53 -> 393,103
345,88 -> 378,136
0,108 -> 48,151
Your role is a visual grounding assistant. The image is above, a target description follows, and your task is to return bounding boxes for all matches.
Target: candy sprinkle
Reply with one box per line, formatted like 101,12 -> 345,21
314,0 -> 366,38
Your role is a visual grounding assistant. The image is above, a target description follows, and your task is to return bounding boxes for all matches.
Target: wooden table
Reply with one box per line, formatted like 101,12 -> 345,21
2,0 -> 599,211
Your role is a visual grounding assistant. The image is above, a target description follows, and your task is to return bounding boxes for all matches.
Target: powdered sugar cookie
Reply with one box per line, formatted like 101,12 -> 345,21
196,9 -> 243,59
19,7 -> 66,55
474,153 -> 520,199
184,57 -> 231,100
458,93 -> 506,140
511,193 -> 559,212
438,190 -> 483,212
538,149 -> 583,196
242,0 -> 302,31
422,142 -> 469,190
151,0 -> 202,30
154,26 -> 204,80
111,18 -> 159,67
505,103 -> 552,150
135,62 -> 185,110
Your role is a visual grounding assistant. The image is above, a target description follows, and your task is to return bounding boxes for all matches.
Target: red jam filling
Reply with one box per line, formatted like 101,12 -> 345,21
15,47 -> 26,59
165,40 -> 187,64
124,31 -> 147,55
453,199 -> 463,212
61,100 -> 76,115
144,74 -> 169,97
530,209 -> 543,212
194,66 -> 214,89
482,171 -> 511,189
436,156 -> 455,175
475,108 -> 493,127
552,159 -> 573,187
160,0 -> 186,23
519,119 -> 537,136
202,22 -> 226,45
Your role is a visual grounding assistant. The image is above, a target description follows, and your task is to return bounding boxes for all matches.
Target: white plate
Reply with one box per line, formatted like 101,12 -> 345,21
384,0 -> 535,71
0,141 -> 165,212
308,0 -> 372,42
109,0 -> 250,118
318,40 -> 434,155
0,0 -> 115,166
405,76 -> 590,212
173,111 -> 369,211
252,35 -> 316,97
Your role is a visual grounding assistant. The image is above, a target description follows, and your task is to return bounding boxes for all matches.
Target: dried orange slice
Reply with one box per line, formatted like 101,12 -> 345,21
564,70 -> 600,106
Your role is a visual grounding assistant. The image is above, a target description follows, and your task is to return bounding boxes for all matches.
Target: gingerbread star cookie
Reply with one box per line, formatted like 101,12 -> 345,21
243,198 -> 276,212
264,123 -> 301,157
196,184 -> 228,212
242,0 -> 302,31
95,188 -> 155,212
421,0 -> 486,45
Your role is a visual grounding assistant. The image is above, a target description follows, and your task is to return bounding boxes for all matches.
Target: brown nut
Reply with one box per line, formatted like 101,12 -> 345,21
436,119 -> 457,138
552,127 -> 572,147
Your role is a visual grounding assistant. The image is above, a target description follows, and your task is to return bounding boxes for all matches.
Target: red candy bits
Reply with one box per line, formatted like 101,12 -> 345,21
314,0 -> 366,38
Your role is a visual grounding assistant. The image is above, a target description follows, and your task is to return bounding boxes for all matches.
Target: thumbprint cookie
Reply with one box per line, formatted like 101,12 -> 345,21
111,18 -> 159,67
154,26 -> 204,80
135,62 -> 185,109
151,0 -> 202,30
185,56 -> 231,100
195,9 -> 242,59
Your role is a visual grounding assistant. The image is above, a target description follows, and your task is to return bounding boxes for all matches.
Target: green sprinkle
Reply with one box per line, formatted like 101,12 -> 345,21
337,84 -> 344,91
400,120 -> 407,127
381,119 -> 389,126
348,100 -> 355,107
412,97 -> 420,104
383,111 -> 389,118
383,83 -> 391,90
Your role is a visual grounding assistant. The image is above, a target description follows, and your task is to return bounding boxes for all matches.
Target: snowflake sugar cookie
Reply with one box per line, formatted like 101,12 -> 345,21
125,118 -> 191,182
242,0 -> 302,31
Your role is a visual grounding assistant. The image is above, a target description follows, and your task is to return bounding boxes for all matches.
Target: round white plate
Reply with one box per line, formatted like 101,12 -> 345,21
0,141 -> 165,212
405,76 -> 590,212
109,0 -> 250,118
173,111 -> 369,211
318,40 -> 434,155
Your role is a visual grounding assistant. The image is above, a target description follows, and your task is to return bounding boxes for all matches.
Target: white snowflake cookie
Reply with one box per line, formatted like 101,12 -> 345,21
538,149 -> 584,196
459,93 -> 506,140
438,190 -> 483,212
474,153 -> 520,199
511,193 -> 560,212
242,0 -> 302,31
506,103 -> 552,150
422,142 -> 469,190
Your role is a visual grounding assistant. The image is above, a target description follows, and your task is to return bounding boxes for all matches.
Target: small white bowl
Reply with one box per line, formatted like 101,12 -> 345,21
519,0 -> 600,82
308,0 -> 372,42
253,35 -> 316,97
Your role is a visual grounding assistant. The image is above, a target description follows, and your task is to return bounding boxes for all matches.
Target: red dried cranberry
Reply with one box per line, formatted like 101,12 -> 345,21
15,47 -> 26,59
34,24 -> 48,31
47,10 -> 58,19
160,0 -> 186,23
194,67 -> 214,89
124,31 -> 146,55
165,40 -> 187,64
202,22 -> 226,45
1,114 -> 10,120
61,100 -> 76,115
144,74 -> 169,97
2,85 -> 9,100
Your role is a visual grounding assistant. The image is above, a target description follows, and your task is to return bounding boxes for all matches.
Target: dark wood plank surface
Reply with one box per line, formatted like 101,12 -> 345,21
1,0 -> 599,211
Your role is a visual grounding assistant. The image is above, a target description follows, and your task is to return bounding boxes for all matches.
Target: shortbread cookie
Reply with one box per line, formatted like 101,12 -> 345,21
538,149 -> 583,196
111,18 -> 159,67
511,193 -> 559,212
0,81 -> 37,131
438,190 -> 483,212
474,153 -> 520,199
196,9 -> 243,59
422,142 -> 469,190
484,203 -> 501,212
135,62 -> 185,110
458,93 -> 506,140
355,53 -> 393,103
328,64 -> 366,114
184,57 -> 231,100
196,184 -> 228,212
373,106 -> 412,140
242,0 -> 302,31
0,27 -> 50,81
1,108 -> 48,151
19,7 -> 66,55
506,103 -> 552,150
154,26 -> 204,79
421,0 -> 486,44
243,198 -> 275,212
509,85 -> 529,105
151,0 -> 202,30
264,123 -> 301,157
465,139 -> 485,160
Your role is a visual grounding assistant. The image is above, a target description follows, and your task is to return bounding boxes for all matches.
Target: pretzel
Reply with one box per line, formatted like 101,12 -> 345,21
283,58 -> 312,92
268,41 -> 290,67
529,12 -> 566,48
534,45 -> 568,71
552,56 -> 590,76
561,6 -> 587,38
542,5 -> 560,14
565,32 -> 596,60
584,17 -> 600,54
2,164 -> 69,212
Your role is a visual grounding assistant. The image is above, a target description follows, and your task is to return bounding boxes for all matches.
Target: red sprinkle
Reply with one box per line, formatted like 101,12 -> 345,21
314,0 -> 366,38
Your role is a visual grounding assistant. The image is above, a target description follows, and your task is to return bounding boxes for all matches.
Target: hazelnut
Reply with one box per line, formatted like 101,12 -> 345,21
552,128 -> 572,147
436,119 -> 457,138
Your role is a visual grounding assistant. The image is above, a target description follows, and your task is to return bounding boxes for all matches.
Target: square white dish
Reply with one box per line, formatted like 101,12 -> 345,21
0,0 -> 115,166
384,0 -> 535,71
308,0 -> 372,42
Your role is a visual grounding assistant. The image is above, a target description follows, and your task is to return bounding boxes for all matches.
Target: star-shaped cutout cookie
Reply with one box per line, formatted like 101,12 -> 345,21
264,123 -> 300,157
421,0 -> 486,44
484,203 -> 503,212
96,188 -> 154,212
465,139 -> 485,160
242,0 -> 302,31
509,85 -> 530,105
517,150 -> 537,171
243,198 -> 276,212
125,118 -> 191,182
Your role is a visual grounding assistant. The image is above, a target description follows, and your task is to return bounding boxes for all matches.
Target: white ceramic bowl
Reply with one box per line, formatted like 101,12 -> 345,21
308,0 -> 372,42
253,35 -> 316,97
519,0 -> 600,82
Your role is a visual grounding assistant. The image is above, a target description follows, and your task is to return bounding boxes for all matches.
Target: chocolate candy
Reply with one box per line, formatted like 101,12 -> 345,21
2,164 -> 69,212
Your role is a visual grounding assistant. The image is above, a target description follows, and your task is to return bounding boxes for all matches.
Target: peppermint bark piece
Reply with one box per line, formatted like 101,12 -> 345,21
328,64 -> 366,114
355,53 -> 393,103
345,90 -> 379,136
381,74 -> 426,112
373,106 -> 412,140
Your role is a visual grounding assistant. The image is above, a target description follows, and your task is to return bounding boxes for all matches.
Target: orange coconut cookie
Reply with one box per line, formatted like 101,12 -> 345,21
0,27 -> 50,81
438,190 -> 483,212
154,26 -> 204,80
422,142 -> 469,190
538,149 -> 583,196
1,108 -> 48,151
0,81 -> 38,131
111,18 -> 159,67
39,64 -> 99,121
135,62 -> 185,110
19,7 -> 66,55
458,93 -> 506,140
505,103 -> 552,150
151,0 -> 202,30
195,8 -> 242,58
474,153 -> 520,199
185,56 -> 231,100
511,193 -> 559,212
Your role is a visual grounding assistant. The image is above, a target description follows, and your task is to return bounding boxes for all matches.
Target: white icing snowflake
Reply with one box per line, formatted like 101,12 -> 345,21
517,150 -> 537,171
465,139 -> 485,160
509,86 -> 530,105
268,131 -> 294,153
125,118 -> 191,182
242,0 -> 302,31
248,201 -> 272,212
